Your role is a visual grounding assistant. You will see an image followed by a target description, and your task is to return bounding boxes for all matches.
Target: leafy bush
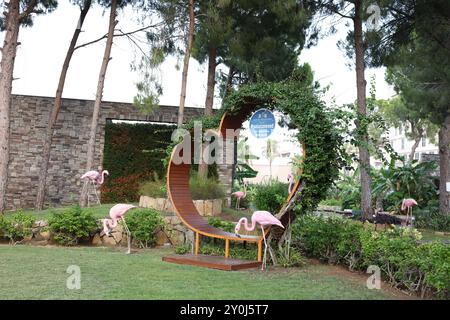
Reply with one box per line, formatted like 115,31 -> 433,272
139,177 -> 167,198
175,244 -> 191,254
414,206 -> 450,231
293,214 -> 450,298
336,173 -> 361,210
276,250 -> 306,268
198,243 -> 258,260
372,160 -> 438,212
126,208 -> 163,248
208,217 -> 235,233
253,181 -> 288,213
319,198 -> 342,207
189,175 -> 225,200
48,206 -> 98,245
0,211 -> 35,244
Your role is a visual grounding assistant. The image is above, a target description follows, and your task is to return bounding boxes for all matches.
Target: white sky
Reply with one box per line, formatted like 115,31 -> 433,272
1,1 -> 396,170
2,1 -> 395,108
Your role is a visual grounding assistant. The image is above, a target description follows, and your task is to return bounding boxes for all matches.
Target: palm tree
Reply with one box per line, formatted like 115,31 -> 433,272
262,139 -> 279,181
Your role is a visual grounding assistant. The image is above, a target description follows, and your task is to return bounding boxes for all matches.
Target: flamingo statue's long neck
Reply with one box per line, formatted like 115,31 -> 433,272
237,217 -> 256,232
242,183 -> 247,198
98,170 -> 107,185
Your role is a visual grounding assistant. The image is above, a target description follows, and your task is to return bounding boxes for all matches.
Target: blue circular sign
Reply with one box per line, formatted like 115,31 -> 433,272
249,109 -> 275,139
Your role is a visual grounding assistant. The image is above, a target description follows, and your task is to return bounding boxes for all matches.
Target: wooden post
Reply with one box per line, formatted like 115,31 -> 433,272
225,239 -> 229,258
257,240 -> 262,262
195,232 -> 199,255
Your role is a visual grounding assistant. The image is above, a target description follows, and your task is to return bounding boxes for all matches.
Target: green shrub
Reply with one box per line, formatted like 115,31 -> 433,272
0,211 -> 35,244
319,198 -> 342,207
276,247 -> 307,268
414,207 -> 450,231
126,208 -> 163,248
253,181 -> 288,213
198,243 -> 258,260
417,242 -> 450,296
175,244 -> 191,254
292,214 -> 450,298
189,175 -> 225,200
48,206 -> 98,245
139,179 -> 167,198
208,217 -> 235,233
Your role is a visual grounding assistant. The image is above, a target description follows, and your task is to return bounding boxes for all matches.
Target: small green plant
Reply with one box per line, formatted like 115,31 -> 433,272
48,206 -> 98,245
276,249 -> 306,268
175,244 -> 191,254
126,208 -> 163,248
139,179 -> 167,198
253,181 -> 288,213
198,243 -> 258,260
319,198 -> 342,207
0,211 -> 35,244
208,217 -> 235,233
414,206 -> 450,231
189,175 -> 225,200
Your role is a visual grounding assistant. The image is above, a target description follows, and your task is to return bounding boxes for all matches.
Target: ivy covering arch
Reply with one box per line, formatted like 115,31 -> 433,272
165,77 -> 346,232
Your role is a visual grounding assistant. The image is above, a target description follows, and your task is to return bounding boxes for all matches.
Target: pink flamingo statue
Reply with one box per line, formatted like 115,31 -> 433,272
102,204 -> 136,254
235,210 -> 284,270
401,198 -> 418,227
232,181 -> 247,210
287,173 -> 295,194
81,169 -> 109,206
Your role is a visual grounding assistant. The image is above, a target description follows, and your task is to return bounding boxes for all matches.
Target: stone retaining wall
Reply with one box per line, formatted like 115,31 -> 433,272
6,95 -> 204,210
2,215 -> 193,248
139,196 -> 222,216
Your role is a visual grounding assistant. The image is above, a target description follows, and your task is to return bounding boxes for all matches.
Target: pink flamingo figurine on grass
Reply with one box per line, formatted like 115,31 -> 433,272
401,198 -> 418,227
81,169 -> 109,206
102,204 -> 136,254
232,181 -> 247,210
235,210 -> 284,270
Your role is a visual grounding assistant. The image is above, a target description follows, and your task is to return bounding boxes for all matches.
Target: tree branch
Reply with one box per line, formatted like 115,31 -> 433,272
74,22 -> 164,51
19,0 -> 38,19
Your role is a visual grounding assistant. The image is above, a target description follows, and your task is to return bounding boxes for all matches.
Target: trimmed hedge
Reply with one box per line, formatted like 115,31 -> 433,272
292,215 -> 450,298
102,122 -> 175,202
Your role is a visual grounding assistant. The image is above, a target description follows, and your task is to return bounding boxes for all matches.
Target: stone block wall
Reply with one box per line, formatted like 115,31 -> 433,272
6,94 -> 204,210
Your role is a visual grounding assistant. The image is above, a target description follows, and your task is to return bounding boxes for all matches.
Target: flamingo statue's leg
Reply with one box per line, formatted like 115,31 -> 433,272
261,225 -> 268,271
96,186 -> 101,205
121,218 -> 131,254
92,181 -> 101,205
86,181 -> 90,207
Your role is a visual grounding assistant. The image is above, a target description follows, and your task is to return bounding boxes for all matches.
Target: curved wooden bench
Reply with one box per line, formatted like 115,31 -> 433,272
167,108 -> 303,261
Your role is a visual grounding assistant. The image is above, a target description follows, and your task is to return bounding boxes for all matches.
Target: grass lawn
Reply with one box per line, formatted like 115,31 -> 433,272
0,245 -> 409,300
419,229 -> 450,242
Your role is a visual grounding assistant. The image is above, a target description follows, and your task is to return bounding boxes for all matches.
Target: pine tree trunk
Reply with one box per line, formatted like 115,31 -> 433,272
204,46 -> 216,116
80,0 -> 117,207
353,0 -> 372,220
177,0 -> 195,128
438,113 -> 450,215
223,65 -> 235,101
409,137 -> 420,161
0,0 -> 20,213
198,45 -> 217,179
35,0 -> 92,210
